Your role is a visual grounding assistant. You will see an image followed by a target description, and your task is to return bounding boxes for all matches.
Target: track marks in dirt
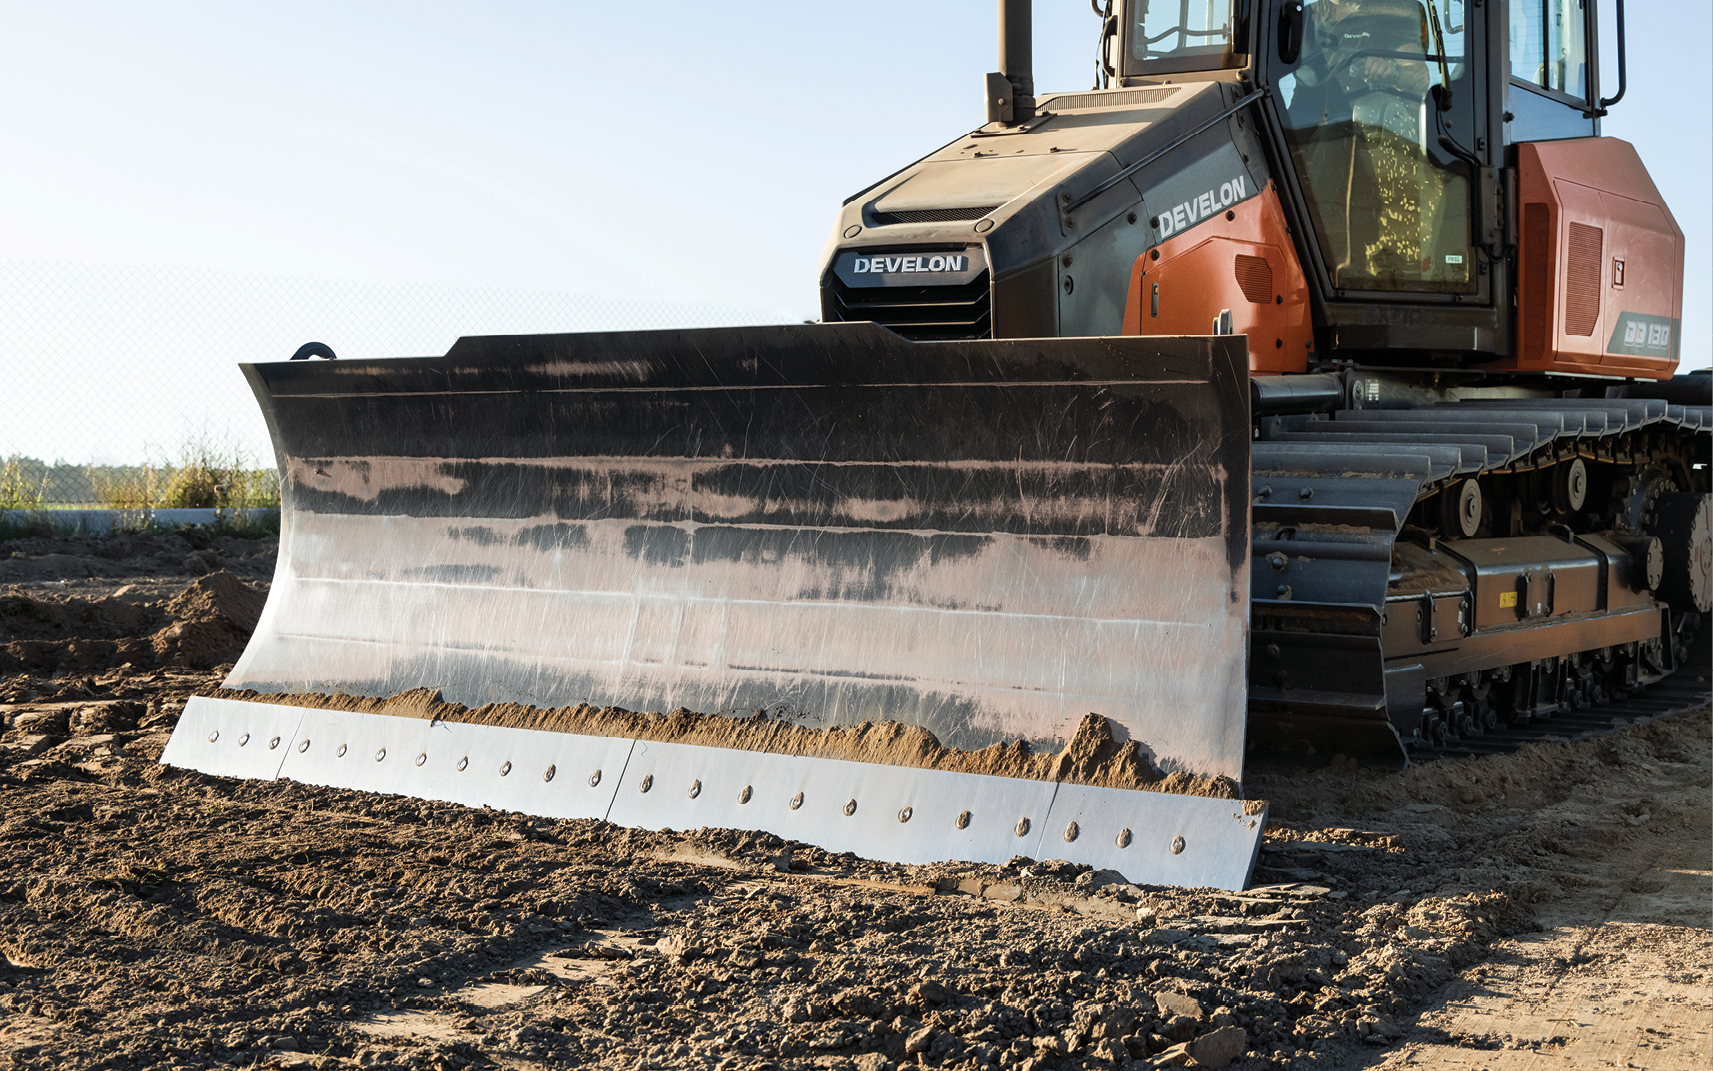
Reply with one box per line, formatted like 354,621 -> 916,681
1350,707 -> 1712,1070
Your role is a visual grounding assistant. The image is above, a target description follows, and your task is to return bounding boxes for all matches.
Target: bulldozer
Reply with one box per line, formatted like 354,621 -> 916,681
165,0 -> 1710,891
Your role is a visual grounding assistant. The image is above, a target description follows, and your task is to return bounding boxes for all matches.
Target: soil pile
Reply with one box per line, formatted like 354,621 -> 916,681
2,569 -> 267,674
151,570 -> 267,668
0,586 -> 159,642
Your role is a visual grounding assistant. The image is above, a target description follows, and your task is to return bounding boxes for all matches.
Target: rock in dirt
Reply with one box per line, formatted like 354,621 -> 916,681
1091,1005 -> 1140,1039
1160,1014 -> 1199,1043
1153,990 -> 1204,1021
1186,1025 -> 1247,1068
903,1025 -> 936,1054
11,709 -> 69,735
2,733 -> 57,755
1088,1037 -> 1128,1063
68,700 -> 141,734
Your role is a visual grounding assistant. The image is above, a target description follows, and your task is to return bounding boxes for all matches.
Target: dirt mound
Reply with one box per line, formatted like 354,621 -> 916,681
1,570 -> 266,674
150,571 -> 266,669
222,689 -> 1247,800
0,588 -> 158,643
0,587 -> 162,674
161,569 -> 265,633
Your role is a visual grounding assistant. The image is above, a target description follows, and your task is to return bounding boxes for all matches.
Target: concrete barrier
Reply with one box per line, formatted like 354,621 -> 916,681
0,507 -> 279,536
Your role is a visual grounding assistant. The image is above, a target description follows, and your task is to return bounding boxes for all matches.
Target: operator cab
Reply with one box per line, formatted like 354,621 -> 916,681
1099,0 -> 1630,357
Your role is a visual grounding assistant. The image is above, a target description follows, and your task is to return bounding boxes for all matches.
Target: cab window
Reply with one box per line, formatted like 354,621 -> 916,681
1268,0 -> 1479,294
1510,0 -> 1587,99
1127,1 -> 1246,74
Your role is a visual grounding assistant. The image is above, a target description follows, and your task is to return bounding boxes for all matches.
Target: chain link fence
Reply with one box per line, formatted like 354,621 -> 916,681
0,260 -> 784,507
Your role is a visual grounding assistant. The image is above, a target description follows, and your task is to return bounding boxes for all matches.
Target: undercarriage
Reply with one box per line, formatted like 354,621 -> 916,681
1250,385 -> 1711,760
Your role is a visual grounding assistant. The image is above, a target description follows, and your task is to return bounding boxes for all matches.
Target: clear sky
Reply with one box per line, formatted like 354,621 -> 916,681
1,1 -> 1708,467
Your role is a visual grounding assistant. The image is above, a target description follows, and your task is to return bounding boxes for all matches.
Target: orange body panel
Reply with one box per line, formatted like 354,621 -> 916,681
1491,138 -> 1683,379
1121,182 -> 1312,375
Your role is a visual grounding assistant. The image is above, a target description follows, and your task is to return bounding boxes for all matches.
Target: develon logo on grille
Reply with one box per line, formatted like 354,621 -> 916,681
826,246 -> 991,342
851,254 -> 970,275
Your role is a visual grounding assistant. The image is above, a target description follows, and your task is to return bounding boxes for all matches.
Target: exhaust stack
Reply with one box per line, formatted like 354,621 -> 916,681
985,0 -> 1035,125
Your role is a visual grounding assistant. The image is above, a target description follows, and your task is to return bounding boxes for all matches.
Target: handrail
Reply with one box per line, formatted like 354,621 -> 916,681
1596,0 -> 1626,111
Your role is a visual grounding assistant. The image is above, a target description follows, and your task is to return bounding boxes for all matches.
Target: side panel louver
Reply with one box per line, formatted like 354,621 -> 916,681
1234,255 -> 1273,304
1563,221 -> 1603,337
1521,202 -> 1551,362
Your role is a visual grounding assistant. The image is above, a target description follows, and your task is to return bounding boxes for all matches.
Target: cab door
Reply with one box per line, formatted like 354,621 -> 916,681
1266,0 -> 1484,299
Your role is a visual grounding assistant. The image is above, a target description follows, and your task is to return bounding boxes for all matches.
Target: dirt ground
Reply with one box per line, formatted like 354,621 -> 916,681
0,532 -> 1707,1071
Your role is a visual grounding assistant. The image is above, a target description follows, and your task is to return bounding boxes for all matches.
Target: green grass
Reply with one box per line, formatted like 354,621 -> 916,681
209,508 -> 281,538
2,436 -> 282,541
93,434 -> 281,512
0,513 -> 62,541
0,458 -> 47,511
0,508 -> 279,542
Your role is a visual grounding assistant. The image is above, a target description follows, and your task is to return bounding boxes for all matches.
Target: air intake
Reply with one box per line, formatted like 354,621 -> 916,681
1564,222 -> 1603,336
1234,255 -> 1274,304
871,206 -> 1002,226
825,274 -> 992,342
1042,87 -> 1180,111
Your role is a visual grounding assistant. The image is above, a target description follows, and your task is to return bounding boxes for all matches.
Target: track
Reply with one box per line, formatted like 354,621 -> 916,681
1249,394 -> 1711,763
1406,651 -> 1711,762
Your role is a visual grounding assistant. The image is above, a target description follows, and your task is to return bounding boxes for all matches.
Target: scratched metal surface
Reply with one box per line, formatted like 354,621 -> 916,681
225,323 -> 1252,780
161,696 -> 304,781
274,704 -> 636,821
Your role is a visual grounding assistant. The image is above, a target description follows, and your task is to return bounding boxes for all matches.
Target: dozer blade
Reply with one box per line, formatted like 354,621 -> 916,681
167,323 -> 1264,888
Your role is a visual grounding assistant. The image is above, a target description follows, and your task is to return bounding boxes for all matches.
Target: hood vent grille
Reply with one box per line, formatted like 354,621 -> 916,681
825,273 -> 992,342
871,205 -> 1001,226
1042,86 -> 1179,111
